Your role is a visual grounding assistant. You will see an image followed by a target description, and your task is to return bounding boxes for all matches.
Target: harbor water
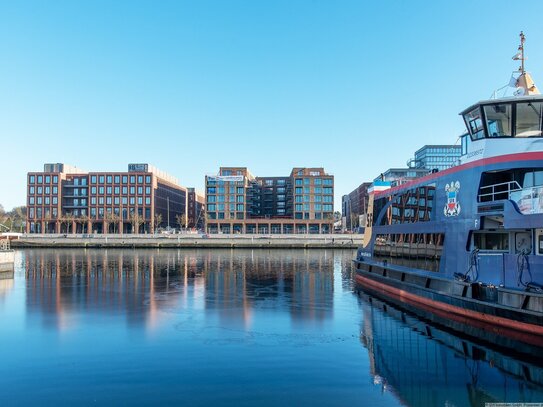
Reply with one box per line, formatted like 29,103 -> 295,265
1,249 -> 542,406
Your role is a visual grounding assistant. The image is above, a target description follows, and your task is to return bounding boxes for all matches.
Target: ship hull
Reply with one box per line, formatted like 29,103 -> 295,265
353,260 -> 543,345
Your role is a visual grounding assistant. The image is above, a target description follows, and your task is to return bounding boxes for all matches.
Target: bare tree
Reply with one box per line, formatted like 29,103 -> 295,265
154,213 -> 163,233
129,211 -> 145,234
176,214 -> 187,232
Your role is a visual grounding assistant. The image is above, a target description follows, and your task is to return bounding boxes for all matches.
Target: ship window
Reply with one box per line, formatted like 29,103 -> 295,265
515,102 -> 543,137
464,108 -> 485,140
473,232 -> 509,251
484,103 -> 512,137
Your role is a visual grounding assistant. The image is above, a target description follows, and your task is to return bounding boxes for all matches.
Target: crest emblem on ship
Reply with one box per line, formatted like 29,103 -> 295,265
444,181 -> 461,217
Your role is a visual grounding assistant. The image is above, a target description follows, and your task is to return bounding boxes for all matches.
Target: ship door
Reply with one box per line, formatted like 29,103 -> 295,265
536,229 -> 543,255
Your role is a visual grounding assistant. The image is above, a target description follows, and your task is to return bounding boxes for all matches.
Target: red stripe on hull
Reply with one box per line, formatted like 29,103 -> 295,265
355,274 -> 543,344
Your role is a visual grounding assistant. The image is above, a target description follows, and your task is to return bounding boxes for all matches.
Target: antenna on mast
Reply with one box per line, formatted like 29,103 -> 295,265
512,31 -> 539,96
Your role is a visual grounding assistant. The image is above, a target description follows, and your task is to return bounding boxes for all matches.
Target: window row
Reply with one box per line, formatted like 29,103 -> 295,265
90,186 -> 152,195
90,175 -> 152,184
29,175 -> 59,184
29,197 -> 58,205
29,186 -> 58,194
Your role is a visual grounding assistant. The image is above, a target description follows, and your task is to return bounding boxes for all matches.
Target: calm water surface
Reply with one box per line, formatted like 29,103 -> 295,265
0,249 -> 542,406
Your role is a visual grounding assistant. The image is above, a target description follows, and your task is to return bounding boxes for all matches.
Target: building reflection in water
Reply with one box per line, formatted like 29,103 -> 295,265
23,249 -> 337,332
0,269 -> 14,304
358,292 -> 543,406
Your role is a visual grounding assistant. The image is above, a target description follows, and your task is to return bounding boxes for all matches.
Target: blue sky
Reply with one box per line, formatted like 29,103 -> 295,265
2,1 -> 543,211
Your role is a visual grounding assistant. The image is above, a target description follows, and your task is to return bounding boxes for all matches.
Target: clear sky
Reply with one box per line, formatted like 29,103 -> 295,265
2,1 -> 543,211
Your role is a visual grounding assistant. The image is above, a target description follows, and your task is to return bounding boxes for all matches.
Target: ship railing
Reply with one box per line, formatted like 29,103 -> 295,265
510,185 -> 543,214
478,181 -> 522,202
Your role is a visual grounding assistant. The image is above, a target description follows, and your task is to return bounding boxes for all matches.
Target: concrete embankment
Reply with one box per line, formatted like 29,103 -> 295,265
11,234 -> 363,249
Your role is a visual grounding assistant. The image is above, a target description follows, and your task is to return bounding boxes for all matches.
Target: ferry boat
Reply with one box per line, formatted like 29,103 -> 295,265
353,32 -> 543,342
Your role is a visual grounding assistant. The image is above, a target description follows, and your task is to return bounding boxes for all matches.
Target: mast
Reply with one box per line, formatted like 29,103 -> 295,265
514,31 -> 540,95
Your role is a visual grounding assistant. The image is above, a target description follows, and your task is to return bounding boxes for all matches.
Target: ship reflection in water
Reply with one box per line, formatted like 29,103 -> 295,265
358,291 -> 543,406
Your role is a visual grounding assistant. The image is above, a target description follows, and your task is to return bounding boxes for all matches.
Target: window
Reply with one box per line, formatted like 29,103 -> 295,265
516,102 -> 543,137
315,203 -> 322,211
304,178 -> 310,185
208,204 -> 216,211
138,187 -> 143,194
29,186 -> 35,194
130,176 -> 135,183
30,175 -> 35,184
295,196 -> 303,203
145,186 -> 151,194
323,179 -> 333,185
145,176 -> 151,183
303,195 -> 310,202
107,175 -> 112,183
114,186 -> 120,194
90,175 -> 97,184
295,179 -> 302,186
323,195 -> 333,202
114,175 -> 120,183
315,187 -> 322,194
99,187 -> 104,194
208,195 -> 216,203
122,186 -> 127,194
130,186 -> 135,194
52,197 -> 57,204
53,175 -> 58,183
29,197 -> 35,204
138,176 -> 143,183
296,204 -> 303,211
295,212 -> 303,219
122,176 -> 128,184
295,187 -> 303,194
106,186 -> 112,194
324,187 -> 333,194
37,175 -> 43,183
99,197 -> 104,204
122,197 -> 128,205
45,175 -> 50,183
130,197 -> 135,205
114,197 -> 120,205
37,197 -> 42,204
138,197 -> 143,205
145,197 -> 151,205
323,204 -> 333,211
236,204 -> 244,211
99,176 -> 104,183
464,107 -> 485,140
45,197 -> 50,204
315,195 -> 322,202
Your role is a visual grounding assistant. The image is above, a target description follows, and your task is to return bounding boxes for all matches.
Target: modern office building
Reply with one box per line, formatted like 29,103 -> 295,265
342,182 -> 371,232
373,168 -> 429,187
409,144 -> 462,172
26,163 -> 190,234
205,167 -> 334,234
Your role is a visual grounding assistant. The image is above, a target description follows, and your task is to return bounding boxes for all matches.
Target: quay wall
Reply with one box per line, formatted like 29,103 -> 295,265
11,234 -> 363,249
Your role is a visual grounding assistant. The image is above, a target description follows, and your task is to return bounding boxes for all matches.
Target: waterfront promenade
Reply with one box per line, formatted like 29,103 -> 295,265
11,233 -> 362,249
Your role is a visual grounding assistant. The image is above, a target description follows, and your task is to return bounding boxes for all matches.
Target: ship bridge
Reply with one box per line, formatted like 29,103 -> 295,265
461,95 -> 543,141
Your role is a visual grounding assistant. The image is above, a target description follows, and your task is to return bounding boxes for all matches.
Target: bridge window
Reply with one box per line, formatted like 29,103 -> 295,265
516,102 -> 543,137
464,108 -> 485,140
484,104 -> 512,137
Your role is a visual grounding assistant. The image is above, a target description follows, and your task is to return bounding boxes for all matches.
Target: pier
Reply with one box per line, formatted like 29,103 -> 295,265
10,234 -> 362,249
